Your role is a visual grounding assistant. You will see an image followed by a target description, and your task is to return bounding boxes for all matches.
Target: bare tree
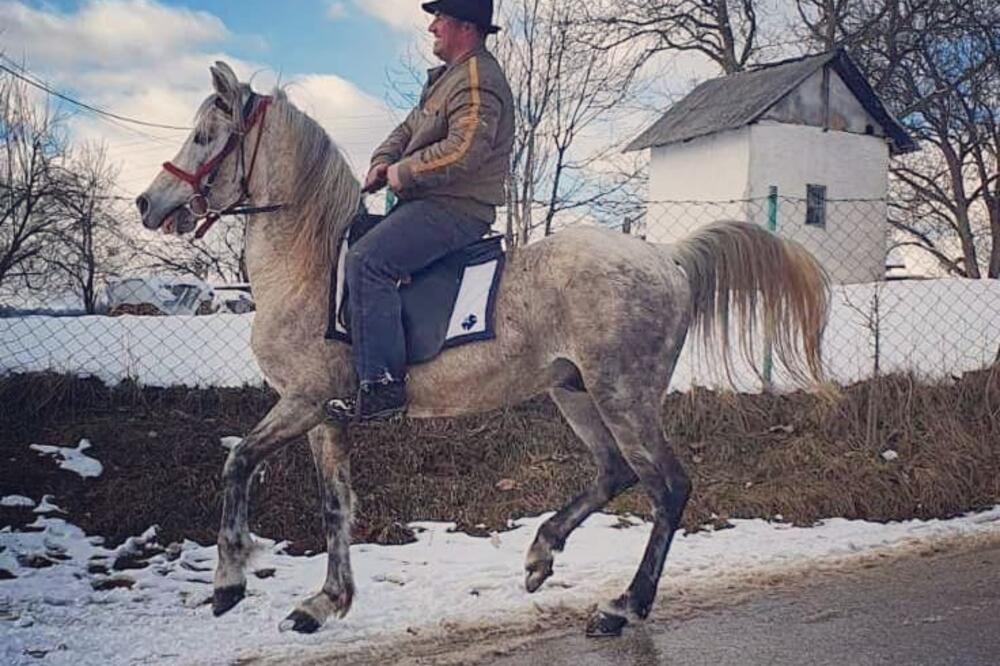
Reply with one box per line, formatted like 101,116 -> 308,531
495,0 -> 649,246
793,0 -> 887,52
129,219 -> 249,285
0,65 -> 71,290
582,0 -> 763,75
46,143 -> 130,313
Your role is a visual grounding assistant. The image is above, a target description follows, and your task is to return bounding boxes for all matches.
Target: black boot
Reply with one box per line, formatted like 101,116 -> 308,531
326,377 -> 407,424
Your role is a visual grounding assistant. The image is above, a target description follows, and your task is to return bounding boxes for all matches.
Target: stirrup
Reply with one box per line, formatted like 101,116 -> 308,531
324,396 -> 357,424
325,377 -> 407,424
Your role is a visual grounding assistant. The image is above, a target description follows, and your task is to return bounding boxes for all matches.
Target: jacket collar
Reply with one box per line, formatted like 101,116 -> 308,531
423,45 -> 490,96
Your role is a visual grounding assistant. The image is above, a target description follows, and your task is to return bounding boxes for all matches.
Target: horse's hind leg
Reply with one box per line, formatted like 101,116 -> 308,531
213,395 -> 324,617
280,423 -> 355,633
525,387 -> 637,593
586,391 -> 690,637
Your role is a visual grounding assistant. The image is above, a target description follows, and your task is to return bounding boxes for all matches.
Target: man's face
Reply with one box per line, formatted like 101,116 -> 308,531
429,13 -> 467,62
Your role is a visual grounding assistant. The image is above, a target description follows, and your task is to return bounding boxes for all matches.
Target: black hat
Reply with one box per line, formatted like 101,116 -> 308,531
421,0 -> 501,35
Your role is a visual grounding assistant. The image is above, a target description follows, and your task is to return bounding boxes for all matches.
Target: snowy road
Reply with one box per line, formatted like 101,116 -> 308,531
482,539 -> 1000,666
302,540 -> 1000,666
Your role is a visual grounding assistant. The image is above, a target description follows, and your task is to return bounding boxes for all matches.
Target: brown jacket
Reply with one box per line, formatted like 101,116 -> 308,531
371,46 -> 515,224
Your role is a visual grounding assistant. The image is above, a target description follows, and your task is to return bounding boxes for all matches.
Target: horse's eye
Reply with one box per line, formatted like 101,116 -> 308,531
193,131 -> 211,146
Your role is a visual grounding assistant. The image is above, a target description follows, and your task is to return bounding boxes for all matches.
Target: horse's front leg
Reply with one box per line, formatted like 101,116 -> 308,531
280,422 -> 355,633
213,395 -> 324,616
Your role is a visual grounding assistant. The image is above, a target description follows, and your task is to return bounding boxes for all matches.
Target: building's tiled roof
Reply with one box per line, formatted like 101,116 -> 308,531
625,49 -> 917,155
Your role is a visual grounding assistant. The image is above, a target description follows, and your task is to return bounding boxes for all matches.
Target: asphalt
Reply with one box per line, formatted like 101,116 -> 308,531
487,541 -> 1000,666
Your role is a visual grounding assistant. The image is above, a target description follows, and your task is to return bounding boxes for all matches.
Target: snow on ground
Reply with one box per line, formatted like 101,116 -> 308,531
0,312 -> 259,389
1,505 -> 999,666
31,497 -> 66,515
2,278 -> 999,391
0,497 -> 35,509
29,440 -> 104,479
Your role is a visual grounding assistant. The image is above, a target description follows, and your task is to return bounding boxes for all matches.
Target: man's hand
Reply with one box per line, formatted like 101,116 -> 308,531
362,163 -> 389,194
387,163 -> 403,192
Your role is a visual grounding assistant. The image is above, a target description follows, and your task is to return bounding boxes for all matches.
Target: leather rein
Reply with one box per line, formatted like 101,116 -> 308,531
161,93 -> 283,239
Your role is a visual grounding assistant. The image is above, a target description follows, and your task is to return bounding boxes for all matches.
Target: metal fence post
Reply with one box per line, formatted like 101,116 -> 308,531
763,186 -> 778,390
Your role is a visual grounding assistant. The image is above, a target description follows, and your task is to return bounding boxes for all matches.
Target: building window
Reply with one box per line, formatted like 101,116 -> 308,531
806,184 -> 827,228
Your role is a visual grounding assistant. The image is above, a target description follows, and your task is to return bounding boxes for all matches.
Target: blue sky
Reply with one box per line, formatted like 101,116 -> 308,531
1,0 -> 435,193
153,0 -> 423,96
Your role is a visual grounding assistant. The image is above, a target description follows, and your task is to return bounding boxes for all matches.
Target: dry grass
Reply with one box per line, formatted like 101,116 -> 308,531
1,369 -> 997,553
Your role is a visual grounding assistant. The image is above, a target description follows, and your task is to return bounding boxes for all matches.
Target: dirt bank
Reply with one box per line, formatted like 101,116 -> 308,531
1,370 -> 997,553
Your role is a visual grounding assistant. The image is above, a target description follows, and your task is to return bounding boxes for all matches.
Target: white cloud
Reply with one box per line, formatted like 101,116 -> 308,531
283,74 -> 400,172
346,0 -> 435,69
352,0 -> 429,33
0,0 -> 229,68
0,1 -> 397,196
326,2 -> 349,21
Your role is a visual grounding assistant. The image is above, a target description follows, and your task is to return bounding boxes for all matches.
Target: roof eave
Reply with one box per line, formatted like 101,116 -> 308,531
831,50 -> 918,157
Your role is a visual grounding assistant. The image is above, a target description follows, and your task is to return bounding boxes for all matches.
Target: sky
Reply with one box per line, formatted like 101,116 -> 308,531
0,0 -> 439,196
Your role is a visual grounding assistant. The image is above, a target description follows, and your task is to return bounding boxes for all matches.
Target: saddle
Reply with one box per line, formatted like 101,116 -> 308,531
325,212 -> 505,364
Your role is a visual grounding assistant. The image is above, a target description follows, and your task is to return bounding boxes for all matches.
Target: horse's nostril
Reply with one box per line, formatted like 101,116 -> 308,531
136,195 -> 150,216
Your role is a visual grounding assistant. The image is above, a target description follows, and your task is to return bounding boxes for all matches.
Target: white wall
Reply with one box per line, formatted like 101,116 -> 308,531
748,122 -> 890,283
646,129 -> 750,244
646,120 -> 890,282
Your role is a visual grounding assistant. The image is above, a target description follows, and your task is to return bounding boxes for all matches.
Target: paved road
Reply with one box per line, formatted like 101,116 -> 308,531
488,542 -> 1000,666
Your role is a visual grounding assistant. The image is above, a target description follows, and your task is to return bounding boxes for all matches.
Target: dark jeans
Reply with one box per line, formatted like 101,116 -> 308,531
345,199 -> 491,385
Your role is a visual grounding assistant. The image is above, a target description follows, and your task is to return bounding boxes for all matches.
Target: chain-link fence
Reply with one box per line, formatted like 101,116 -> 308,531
639,195 -> 1000,392
2,195 -> 999,392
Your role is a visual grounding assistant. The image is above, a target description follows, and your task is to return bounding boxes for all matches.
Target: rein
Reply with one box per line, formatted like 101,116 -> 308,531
161,93 -> 283,239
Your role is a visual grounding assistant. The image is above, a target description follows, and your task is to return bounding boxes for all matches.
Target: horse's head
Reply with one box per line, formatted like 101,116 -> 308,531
136,62 -> 265,236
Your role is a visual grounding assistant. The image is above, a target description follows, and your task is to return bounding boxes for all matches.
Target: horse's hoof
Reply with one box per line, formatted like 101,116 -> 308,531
333,589 -> 354,618
525,559 -> 553,593
212,584 -> 246,617
585,610 -> 628,638
279,610 -> 322,634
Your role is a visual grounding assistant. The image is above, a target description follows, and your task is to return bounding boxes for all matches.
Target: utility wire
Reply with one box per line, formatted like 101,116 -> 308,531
0,59 -> 193,131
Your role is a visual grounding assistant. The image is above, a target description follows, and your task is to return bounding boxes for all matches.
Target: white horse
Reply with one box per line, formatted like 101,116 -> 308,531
136,62 -> 829,637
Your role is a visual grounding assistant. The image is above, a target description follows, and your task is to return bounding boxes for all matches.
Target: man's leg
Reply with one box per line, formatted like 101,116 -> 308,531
329,199 -> 490,421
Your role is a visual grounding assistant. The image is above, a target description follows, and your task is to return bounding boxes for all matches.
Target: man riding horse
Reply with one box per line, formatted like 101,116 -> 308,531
325,0 -> 514,423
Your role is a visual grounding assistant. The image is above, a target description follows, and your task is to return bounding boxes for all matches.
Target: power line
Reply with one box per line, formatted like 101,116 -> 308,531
0,59 -> 193,132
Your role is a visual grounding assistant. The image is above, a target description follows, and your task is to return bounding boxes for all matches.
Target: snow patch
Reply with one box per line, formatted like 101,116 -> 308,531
0,496 -> 35,509
29,440 -> 104,479
32,496 -> 66,515
220,436 -> 242,450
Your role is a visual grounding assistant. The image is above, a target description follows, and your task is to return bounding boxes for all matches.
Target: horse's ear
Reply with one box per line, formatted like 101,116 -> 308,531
210,61 -> 240,103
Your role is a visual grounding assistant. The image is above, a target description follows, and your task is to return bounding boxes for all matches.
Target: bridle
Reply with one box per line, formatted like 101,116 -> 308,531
161,93 -> 283,239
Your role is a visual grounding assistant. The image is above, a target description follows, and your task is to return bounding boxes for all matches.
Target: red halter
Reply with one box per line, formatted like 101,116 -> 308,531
161,95 -> 276,239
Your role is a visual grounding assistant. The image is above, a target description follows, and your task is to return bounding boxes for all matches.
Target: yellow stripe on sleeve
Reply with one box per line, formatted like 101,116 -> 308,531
412,58 -> 481,174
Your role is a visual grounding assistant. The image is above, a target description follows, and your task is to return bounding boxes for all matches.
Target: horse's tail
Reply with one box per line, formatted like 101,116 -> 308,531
672,220 -> 830,387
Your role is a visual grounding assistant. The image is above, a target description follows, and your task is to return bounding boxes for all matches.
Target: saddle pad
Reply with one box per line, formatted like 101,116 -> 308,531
325,214 -> 505,365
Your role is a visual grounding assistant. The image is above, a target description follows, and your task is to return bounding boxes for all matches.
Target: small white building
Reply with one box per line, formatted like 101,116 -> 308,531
626,49 -> 917,283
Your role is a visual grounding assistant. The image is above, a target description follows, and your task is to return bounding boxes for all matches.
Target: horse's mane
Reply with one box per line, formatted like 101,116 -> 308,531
268,90 -> 360,287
